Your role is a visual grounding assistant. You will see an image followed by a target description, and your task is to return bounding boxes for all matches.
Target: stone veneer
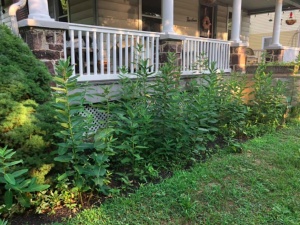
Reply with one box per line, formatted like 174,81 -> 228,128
230,45 -> 246,72
266,49 -> 285,62
19,27 -> 65,74
159,40 -> 182,68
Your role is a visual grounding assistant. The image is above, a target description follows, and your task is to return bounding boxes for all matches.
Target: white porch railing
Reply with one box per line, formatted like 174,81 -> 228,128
64,23 -> 160,82
182,37 -> 231,74
253,49 -> 266,63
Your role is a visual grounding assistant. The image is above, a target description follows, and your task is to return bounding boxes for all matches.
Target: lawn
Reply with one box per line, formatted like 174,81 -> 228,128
60,123 -> 300,225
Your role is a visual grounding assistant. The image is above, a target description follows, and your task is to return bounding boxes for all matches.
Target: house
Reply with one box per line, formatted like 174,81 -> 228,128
0,0 -> 300,82
249,9 -> 300,62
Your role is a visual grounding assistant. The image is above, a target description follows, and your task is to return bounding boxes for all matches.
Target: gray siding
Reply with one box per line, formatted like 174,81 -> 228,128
174,0 -> 199,36
97,0 -> 139,29
241,10 -> 250,42
69,0 -> 95,25
216,4 -> 228,40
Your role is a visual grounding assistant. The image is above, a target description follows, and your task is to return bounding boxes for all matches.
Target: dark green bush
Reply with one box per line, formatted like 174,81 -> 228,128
0,25 -> 57,169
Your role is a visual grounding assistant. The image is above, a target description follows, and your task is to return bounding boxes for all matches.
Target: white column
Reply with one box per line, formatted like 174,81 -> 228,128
28,0 -> 53,20
230,0 -> 242,44
270,0 -> 283,47
162,0 -> 175,34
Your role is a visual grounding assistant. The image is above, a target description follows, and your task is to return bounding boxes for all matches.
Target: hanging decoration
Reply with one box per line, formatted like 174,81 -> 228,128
202,7 -> 211,31
286,12 -> 297,25
268,13 -> 273,22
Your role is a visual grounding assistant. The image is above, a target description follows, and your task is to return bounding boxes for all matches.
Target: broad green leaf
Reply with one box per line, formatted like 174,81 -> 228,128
57,147 -> 68,155
51,87 -> 67,93
18,179 -> 31,189
60,123 -> 70,129
23,184 -> 50,192
57,173 -> 68,181
4,190 -> 13,208
54,155 -> 72,163
3,150 -> 15,159
4,174 -> 16,185
12,169 -> 28,178
52,77 -> 65,83
93,178 -> 104,186
5,160 -> 23,167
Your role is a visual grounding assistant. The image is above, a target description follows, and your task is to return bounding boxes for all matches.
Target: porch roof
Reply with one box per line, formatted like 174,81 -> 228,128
219,0 -> 300,15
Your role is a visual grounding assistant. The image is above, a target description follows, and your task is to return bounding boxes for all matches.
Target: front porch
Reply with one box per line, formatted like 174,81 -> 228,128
18,19 -> 232,82
3,0 -> 300,81
64,24 -> 231,82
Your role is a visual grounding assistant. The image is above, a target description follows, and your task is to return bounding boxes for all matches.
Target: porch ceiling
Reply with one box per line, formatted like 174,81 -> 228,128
218,0 -> 300,15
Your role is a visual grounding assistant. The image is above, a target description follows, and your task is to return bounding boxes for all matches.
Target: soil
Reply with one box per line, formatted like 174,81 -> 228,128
10,207 -> 74,225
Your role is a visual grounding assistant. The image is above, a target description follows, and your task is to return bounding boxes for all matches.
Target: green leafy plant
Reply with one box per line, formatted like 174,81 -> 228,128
51,59 -> 113,205
0,146 -> 49,217
247,61 -> 286,136
0,219 -> 8,225
0,25 -> 58,169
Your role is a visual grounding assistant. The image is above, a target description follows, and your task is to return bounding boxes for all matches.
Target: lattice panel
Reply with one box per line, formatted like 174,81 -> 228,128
79,105 -> 109,132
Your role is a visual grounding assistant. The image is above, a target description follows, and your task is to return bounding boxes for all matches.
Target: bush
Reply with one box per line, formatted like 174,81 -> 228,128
0,25 -> 58,169
246,61 -> 287,136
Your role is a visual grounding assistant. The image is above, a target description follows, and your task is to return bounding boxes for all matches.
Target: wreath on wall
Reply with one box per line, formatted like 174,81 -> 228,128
202,16 -> 211,30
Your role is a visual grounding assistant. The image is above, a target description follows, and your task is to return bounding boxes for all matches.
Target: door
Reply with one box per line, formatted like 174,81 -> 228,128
199,1 -> 216,38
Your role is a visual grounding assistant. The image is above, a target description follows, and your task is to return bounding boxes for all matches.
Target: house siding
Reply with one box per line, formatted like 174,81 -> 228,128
174,0 -> 199,36
249,10 -> 300,49
69,0 -> 95,25
249,31 -> 299,49
97,0 -> 139,30
216,4 -> 228,40
241,10 -> 250,42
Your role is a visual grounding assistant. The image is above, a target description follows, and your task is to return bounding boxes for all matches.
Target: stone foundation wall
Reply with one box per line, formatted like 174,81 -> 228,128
159,40 -> 182,68
19,27 -> 65,74
230,45 -> 246,72
266,49 -> 284,62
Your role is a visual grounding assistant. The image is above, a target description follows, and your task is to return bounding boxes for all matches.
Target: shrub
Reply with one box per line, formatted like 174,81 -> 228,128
246,61 -> 287,136
0,25 -> 58,169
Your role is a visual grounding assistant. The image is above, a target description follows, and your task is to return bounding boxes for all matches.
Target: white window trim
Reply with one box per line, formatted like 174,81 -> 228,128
262,36 -> 272,49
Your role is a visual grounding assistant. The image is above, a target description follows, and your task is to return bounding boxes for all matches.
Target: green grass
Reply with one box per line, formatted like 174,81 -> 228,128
61,124 -> 300,225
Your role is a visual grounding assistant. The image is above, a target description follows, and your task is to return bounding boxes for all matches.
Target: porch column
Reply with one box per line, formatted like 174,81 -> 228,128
162,0 -> 175,34
27,0 -> 53,20
230,0 -> 242,44
270,0 -> 283,47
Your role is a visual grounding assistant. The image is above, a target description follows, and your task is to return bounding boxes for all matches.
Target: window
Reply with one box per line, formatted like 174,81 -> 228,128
48,0 -> 68,22
262,37 -> 272,49
227,11 -> 232,40
142,0 -> 161,32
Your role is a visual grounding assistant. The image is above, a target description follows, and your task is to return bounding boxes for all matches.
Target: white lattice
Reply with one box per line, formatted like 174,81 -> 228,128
79,105 -> 109,132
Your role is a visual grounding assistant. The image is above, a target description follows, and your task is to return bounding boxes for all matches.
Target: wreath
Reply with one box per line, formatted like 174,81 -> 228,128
202,16 -> 211,30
